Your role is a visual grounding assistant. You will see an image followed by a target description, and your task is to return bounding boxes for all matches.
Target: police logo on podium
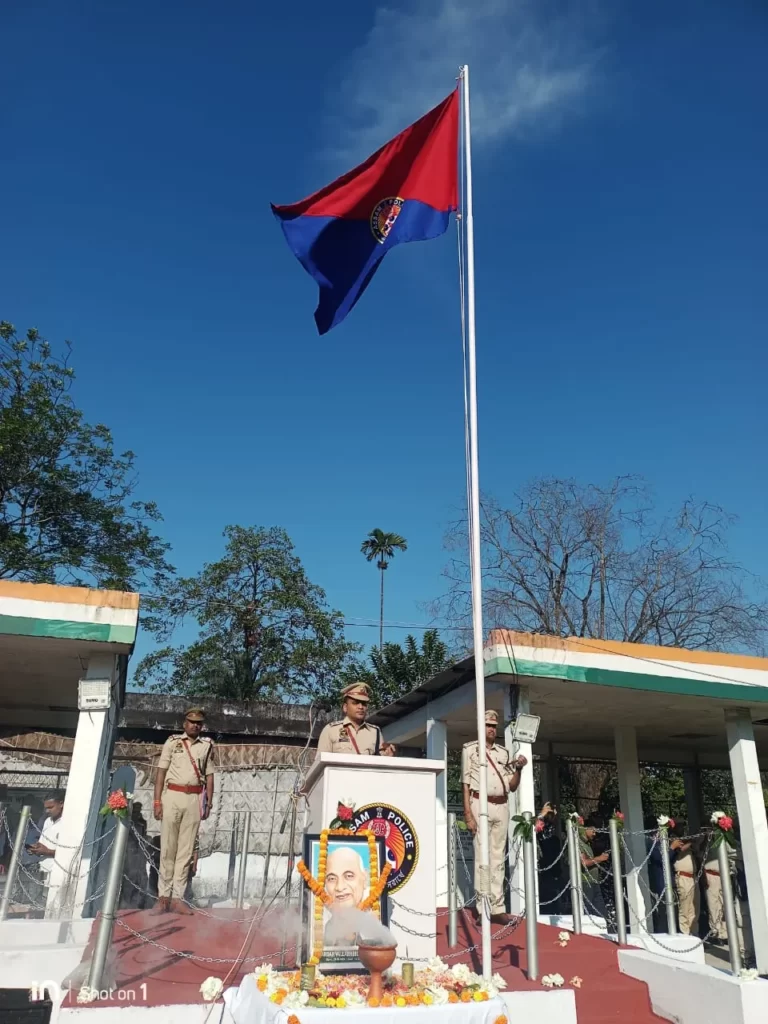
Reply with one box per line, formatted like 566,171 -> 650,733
349,803 -> 419,893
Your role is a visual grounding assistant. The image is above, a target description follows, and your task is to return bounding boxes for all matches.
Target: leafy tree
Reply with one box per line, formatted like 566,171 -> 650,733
360,528 -> 408,649
0,321 -> 172,591
342,629 -> 451,709
136,525 -> 358,701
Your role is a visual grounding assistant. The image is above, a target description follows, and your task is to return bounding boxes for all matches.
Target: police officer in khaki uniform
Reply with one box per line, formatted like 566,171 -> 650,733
151,707 -> 214,915
461,709 -> 527,924
315,683 -> 397,758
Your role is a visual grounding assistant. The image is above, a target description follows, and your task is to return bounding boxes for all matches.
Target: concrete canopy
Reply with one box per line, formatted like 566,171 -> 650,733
371,630 -> 768,768
0,581 -> 139,731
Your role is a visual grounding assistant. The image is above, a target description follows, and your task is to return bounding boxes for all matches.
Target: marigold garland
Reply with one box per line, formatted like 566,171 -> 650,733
299,828 -> 390,962
359,863 -> 391,911
296,860 -> 332,906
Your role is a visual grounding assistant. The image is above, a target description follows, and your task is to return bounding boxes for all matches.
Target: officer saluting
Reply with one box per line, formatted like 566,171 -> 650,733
315,683 -> 396,758
151,707 -> 215,915
462,709 -> 527,925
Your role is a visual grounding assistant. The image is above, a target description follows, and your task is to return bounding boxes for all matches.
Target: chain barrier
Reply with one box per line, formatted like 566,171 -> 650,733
3,788 -> 751,974
118,867 -> 302,922
465,814 -> 748,965
0,806 -> 106,852
0,807 -> 115,912
619,831 -> 661,876
621,887 -> 714,955
107,881 -> 521,969
113,915 -> 300,965
127,812 -> 302,922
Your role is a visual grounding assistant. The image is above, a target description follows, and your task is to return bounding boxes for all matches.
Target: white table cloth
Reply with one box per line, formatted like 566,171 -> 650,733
224,976 -> 507,1024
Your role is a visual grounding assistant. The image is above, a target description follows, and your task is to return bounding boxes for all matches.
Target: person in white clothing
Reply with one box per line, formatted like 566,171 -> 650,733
25,792 -> 64,876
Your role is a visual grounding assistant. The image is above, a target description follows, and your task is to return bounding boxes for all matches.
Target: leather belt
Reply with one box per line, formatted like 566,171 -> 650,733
167,784 -> 203,794
471,791 -> 507,805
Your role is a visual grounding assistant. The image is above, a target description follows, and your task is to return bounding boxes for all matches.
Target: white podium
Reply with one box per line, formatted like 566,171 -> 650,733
302,753 -> 445,965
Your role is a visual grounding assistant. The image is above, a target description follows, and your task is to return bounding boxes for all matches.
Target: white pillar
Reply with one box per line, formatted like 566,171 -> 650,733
615,726 -> 649,933
426,714 -> 448,906
46,654 -> 119,918
725,708 -> 768,974
505,687 -> 536,916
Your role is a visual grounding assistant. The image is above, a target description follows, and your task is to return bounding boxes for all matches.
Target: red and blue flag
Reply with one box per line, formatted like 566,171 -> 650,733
271,90 -> 459,334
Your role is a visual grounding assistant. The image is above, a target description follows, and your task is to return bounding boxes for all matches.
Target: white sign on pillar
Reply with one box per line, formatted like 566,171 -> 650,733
426,715 -> 448,906
505,687 -> 536,917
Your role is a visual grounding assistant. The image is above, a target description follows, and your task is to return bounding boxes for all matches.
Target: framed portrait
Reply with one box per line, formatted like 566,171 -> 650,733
301,832 -> 389,971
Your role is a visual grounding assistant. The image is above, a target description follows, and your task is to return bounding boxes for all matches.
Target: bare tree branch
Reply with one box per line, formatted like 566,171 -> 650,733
435,476 -> 767,656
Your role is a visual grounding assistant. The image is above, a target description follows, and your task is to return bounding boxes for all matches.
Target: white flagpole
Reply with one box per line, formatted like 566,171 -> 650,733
460,63 -> 493,980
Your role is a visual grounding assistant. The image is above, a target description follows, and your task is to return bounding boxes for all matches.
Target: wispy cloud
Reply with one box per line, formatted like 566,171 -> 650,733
324,0 -> 602,164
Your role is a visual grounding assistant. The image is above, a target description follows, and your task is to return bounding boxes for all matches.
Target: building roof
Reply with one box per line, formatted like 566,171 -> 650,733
370,629 -> 768,767
0,579 -> 140,646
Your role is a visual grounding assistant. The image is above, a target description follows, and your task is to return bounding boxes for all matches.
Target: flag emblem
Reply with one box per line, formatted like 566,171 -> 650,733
370,197 -> 404,244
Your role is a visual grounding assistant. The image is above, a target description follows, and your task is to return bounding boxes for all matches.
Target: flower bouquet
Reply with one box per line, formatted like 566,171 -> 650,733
99,789 -> 132,820
710,811 -> 737,850
329,798 -> 355,830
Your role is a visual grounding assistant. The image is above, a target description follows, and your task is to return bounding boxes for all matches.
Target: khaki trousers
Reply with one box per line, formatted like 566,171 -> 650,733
704,868 -> 728,941
159,790 -> 201,899
675,872 -> 699,935
471,797 -> 509,912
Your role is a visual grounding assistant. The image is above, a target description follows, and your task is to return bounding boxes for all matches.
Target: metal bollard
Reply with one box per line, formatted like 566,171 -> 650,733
717,840 -> 742,976
262,772 -> 281,898
87,816 -> 130,993
227,812 -> 240,900
280,794 -> 299,967
0,805 -> 32,921
566,818 -> 583,934
447,812 -> 458,948
235,811 -> 252,910
522,812 -> 539,980
608,818 -> 627,944
658,828 -> 677,935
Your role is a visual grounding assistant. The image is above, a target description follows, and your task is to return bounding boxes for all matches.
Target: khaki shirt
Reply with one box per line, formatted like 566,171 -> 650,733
461,741 -> 514,799
315,717 -> 382,758
158,734 -> 215,787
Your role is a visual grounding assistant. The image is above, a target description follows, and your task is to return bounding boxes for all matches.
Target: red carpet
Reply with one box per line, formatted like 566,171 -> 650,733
64,907 -> 666,1021
62,907 -> 287,1008
436,910 -> 666,1024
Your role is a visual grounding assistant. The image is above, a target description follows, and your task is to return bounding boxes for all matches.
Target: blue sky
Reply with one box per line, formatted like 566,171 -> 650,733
2,1 -> 766,673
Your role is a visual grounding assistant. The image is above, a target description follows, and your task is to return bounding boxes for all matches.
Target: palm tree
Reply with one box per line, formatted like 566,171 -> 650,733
360,529 -> 408,649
